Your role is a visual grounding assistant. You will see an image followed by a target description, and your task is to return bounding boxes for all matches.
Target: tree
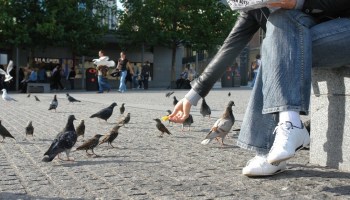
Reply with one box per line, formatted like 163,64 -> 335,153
118,0 -> 237,84
0,0 -> 111,64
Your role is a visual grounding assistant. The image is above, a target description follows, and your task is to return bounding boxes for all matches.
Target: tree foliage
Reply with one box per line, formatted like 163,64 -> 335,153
0,0 -> 111,57
118,0 -> 237,81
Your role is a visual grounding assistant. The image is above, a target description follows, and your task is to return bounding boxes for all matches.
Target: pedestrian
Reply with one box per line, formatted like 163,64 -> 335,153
250,54 -> 261,87
50,64 -> 65,90
117,51 -> 133,93
68,66 -> 76,90
95,50 -> 111,93
141,61 -> 151,90
169,0 -> 350,177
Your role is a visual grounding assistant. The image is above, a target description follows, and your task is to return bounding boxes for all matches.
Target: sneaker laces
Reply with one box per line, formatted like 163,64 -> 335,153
271,122 -> 294,150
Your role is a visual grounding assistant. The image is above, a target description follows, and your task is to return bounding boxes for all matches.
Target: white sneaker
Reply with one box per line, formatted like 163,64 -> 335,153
267,121 -> 310,164
242,155 -> 286,177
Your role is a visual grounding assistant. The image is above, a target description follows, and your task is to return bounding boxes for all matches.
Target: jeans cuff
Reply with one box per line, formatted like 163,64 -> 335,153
236,140 -> 269,155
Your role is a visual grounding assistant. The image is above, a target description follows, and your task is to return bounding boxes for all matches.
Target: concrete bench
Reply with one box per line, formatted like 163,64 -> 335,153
310,66 -> 350,172
27,82 -> 51,93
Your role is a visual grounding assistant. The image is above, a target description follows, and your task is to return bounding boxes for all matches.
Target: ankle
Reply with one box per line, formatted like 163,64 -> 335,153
279,111 -> 301,127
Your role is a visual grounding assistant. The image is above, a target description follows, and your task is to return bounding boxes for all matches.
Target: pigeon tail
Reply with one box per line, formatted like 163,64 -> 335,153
90,113 -> 98,118
201,139 -> 212,145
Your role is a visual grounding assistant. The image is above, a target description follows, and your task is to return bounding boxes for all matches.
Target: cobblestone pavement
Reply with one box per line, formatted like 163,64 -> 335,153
0,88 -> 349,200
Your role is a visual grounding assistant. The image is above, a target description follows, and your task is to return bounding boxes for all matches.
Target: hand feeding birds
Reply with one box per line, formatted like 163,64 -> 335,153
201,101 -> 235,146
42,115 -> 77,162
90,102 -> 117,122
0,60 -> 14,82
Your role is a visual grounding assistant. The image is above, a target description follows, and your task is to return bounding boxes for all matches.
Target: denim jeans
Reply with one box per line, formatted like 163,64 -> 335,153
98,75 -> 111,93
238,9 -> 350,154
119,70 -> 127,92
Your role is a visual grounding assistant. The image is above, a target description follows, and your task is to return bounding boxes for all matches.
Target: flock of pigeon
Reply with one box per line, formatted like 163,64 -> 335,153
1,61 -> 237,163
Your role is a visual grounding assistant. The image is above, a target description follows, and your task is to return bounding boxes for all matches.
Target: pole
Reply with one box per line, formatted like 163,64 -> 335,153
81,56 -> 85,90
16,47 -> 19,91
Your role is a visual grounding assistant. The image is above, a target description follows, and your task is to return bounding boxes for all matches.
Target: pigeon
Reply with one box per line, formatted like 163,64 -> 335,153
182,114 -> 194,131
165,91 -> 174,98
34,96 -> 40,102
173,96 -> 178,106
90,102 -> 117,122
76,120 -> 85,139
0,60 -> 13,82
42,115 -> 77,162
76,134 -> 104,156
303,119 -> 311,134
48,95 -> 58,111
66,93 -> 81,103
166,110 -> 174,125
117,113 -> 130,127
120,103 -> 125,114
1,89 -> 17,102
228,92 -> 231,97
154,118 -> 171,137
25,121 -> 34,137
201,101 -> 235,146
0,120 -> 15,142
27,93 -> 31,98
99,124 -> 122,148
200,98 -> 211,119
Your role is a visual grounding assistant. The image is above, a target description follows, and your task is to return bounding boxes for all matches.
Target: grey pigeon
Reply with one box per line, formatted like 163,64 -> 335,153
154,118 -> 171,137
42,115 -> 77,162
66,93 -> 81,103
165,91 -> 174,98
27,93 -> 31,98
76,120 -> 85,139
228,92 -> 231,97
99,124 -> 122,148
48,95 -> 58,111
76,134 -> 104,156
2,89 -> 17,102
201,101 -> 235,146
90,102 -> 117,122
200,98 -> 211,119
34,96 -> 40,102
120,103 -> 125,114
173,96 -> 178,106
117,113 -> 130,127
25,121 -> 34,137
182,114 -> 194,131
0,120 -> 15,142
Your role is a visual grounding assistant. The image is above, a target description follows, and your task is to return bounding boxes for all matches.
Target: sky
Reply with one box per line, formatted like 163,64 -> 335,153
117,0 -> 123,9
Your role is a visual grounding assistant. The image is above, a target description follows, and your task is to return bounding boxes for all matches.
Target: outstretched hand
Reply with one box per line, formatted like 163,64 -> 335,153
168,98 -> 192,123
268,0 -> 297,9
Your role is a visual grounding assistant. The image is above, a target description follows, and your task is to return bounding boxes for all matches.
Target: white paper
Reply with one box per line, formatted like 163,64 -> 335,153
227,0 -> 278,11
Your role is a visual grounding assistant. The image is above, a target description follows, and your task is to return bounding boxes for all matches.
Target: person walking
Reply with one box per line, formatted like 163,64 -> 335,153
67,66 -> 76,90
117,51 -> 133,93
141,61 -> 151,90
250,54 -> 261,87
95,50 -> 111,93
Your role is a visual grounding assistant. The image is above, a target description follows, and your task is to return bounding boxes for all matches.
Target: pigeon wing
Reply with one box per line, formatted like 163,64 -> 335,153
6,61 -> 13,74
0,68 -> 6,75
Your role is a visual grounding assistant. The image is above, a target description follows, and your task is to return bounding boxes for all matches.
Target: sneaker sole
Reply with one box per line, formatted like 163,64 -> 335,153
243,168 -> 286,177
268,143 -> 309,164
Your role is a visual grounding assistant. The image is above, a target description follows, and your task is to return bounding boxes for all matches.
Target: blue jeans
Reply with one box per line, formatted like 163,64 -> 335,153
238,10 -> 350,154
119,70 -> 127,92
98,75 -> 111,93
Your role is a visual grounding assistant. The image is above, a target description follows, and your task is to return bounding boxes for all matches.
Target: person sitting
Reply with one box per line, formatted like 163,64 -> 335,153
21,67 -> 37,93
176,67 -> 189,89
